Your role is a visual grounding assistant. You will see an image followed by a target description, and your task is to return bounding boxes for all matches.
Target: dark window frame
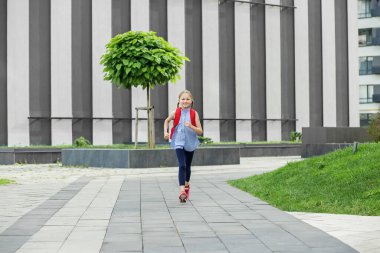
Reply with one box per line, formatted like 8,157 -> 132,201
359,56 -> 374,75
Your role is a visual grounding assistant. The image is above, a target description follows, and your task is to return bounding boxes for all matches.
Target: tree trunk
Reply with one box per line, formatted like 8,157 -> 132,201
147,87 -> 155,149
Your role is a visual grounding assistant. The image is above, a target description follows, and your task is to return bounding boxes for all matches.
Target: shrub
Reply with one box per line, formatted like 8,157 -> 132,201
290,131 -> 302,142
368,113 -> 380,142
198,136 -> 213,144
74,137 -> 91,147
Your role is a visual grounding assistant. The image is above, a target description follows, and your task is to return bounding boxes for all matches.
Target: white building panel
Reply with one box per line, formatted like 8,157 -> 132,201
358,46 -> 380,57
167,0 -> 186,115
92,0 -> 113,145
358,17 -> 380,29
235,2 -> 252,142
321,0 -> 337,127
294,0 -> 310,132
265,0 -> 282,141
202,0 -> 220,142
7,0 -> 29,146
359,75 -> 380,85
51,0 -> 72,145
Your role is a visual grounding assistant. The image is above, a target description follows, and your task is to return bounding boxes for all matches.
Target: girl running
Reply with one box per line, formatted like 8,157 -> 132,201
164,90 -> 203,203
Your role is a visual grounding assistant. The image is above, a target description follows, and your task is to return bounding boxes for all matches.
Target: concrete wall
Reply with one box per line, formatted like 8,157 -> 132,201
1,0 -> 359,145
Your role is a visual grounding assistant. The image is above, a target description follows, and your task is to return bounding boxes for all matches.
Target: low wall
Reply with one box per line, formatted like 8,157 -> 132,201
62,147 -> 240,168
239,144 -> 301,157
301,127 -> 373,158
0,144 -> 302,166
0,149 -> 61,165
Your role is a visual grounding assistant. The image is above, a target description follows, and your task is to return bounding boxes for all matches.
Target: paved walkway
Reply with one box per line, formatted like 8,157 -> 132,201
0,157 -> 375,252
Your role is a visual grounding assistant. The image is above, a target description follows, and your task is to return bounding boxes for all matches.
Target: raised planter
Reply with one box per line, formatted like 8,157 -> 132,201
239,144 -> 301,157
301,127 -> 373,157
0,143 -> 302,166
0,149 -> 61,165
62,147 -> 240,168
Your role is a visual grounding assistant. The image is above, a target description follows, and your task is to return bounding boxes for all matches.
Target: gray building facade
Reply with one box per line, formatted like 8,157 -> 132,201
0,0 -> 358,146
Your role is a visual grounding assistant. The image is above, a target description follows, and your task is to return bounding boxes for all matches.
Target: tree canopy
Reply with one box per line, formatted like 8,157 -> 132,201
100,31 -> 189,89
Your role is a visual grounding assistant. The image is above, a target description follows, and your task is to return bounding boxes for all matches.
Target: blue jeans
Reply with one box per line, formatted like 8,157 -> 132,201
175,148 -> 194,186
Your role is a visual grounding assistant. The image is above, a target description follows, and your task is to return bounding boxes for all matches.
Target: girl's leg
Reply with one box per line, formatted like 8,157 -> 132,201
175,149 -> 186,192
184,150 -> 194,184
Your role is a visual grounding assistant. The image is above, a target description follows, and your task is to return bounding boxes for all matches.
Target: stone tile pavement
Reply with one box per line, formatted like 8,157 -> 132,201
0,157 -> 377,252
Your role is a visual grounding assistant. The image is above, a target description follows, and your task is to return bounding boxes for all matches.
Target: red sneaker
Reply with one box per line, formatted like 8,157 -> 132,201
185,185 -> 190,199
179,191 -> 188,203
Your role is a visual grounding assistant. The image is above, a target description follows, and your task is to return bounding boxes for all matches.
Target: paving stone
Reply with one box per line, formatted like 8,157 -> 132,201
107,222 -> 141,234
101,235 -> 142,252
182,237 -> 228,252
208,222 -> 252,235
0,158 -> 363,253
16,241 -> 62,253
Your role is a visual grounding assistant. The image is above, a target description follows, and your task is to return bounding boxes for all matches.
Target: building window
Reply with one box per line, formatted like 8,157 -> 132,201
360,113 -> 377,126
359,85 -> 376,103
359,56 -> 373,75
359,0 -> 371,18
359,28 -> 380,46
359,29 -> 373,46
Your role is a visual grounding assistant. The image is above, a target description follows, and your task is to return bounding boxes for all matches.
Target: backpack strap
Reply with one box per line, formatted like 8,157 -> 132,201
170,107 -> 182,139
170,108 -> 197,140
190,109 -> 196,126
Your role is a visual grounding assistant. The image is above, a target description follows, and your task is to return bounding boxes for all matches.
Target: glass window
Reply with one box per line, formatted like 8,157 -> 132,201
358,0 -> 371,18
359,85 -> 380,104
369,85 -> 375,101
360,86 -> 368,103
358,29 -> 373,46
368,56 -> 373,74
360,113 -> 378,127
359,57 -> 368,75
359,56 -> 374,75
360,113 -> 370,126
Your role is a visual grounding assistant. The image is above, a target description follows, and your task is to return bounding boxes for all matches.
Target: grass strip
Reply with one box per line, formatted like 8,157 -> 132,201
0,179 -> 15,185
229,143 -> 380,216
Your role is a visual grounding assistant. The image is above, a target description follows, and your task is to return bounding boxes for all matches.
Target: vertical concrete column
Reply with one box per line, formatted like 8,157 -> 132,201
51,0 -> 72,145
265,0 -> 282,141
321,0 -> 337,127
167,0 -> 186,115
235,2 -> 251,142
294,0 -> 310,132
72,0 -> 93,143
29,0 -> 51,145
112,0 -> 131,144
202,0 -> 220,142
150,0 -> 168,144
0,0 -> 7,145
185,0 -> 203,122
251,1 -> 266,141
7,0 -> 29,146
347,0 -> 359,127
92,0 -> 112,145
131,0 -> 149,142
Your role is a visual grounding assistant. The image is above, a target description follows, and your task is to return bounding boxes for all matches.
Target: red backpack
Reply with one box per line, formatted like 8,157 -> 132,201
170,107 -> 196,139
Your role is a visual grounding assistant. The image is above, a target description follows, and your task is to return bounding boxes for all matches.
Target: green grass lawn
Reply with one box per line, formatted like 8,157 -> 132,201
229,143 -> 380,216
0,179 -> 15,185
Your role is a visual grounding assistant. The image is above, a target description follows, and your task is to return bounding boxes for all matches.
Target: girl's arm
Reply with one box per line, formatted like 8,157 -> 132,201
185,112 -> 203,135
164,112 -> 175,140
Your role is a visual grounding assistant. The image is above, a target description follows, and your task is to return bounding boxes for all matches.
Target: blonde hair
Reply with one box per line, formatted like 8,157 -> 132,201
177,90 -> 194,108
178,90 -> 193,99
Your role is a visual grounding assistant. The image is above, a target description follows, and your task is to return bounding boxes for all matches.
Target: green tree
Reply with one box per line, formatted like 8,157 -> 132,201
368,113 -> 380,142
100,31 -> 189,148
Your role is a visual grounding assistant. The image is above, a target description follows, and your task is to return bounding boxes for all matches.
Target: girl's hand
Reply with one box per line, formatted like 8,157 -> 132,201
164,132 -> 169,140
185,122 -> 192,128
